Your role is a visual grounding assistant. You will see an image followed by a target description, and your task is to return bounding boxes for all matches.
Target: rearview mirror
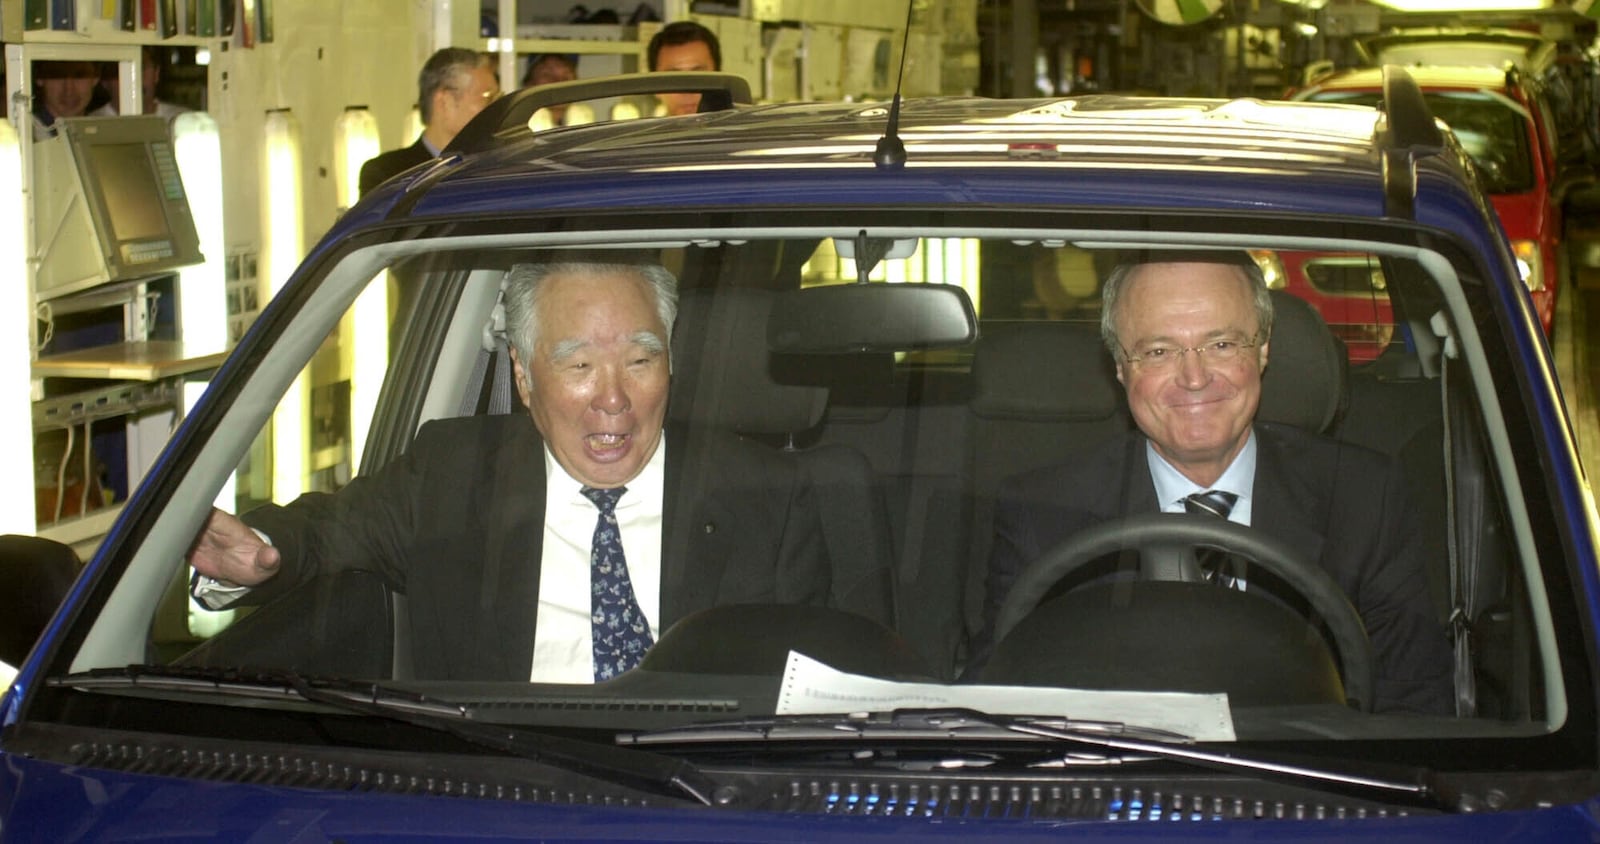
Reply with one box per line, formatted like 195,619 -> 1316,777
768,283 -> 977,353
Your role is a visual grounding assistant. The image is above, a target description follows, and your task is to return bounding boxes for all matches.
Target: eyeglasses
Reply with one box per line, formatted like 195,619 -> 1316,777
450,86 -> 501,105
1120,335 -> 1261,370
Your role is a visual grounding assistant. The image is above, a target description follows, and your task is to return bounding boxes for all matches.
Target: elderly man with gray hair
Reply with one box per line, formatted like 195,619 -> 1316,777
189,259 -> 838,683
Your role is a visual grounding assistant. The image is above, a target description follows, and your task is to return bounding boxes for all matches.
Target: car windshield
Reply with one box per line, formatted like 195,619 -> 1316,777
1311,90 -> 1536,193
30,204 -> 1581,775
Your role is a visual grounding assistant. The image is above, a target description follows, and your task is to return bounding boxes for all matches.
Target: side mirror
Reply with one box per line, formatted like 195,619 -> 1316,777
0,535 -> 81,667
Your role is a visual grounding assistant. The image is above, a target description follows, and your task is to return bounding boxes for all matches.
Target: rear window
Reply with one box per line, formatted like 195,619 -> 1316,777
1312,90 -> 1536,192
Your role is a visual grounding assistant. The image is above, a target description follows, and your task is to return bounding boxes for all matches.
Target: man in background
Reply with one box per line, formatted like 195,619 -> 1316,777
646,21 -> 721,116
524,53 -> 578,88
358,47 -> 498,198
31,60 -> 102,141
92,46 -> 190,121
521,53 -> 578,127
358,48 -> 498,352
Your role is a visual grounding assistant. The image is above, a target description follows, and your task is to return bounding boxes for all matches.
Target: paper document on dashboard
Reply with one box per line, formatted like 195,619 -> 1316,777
777,651 -> 1236,742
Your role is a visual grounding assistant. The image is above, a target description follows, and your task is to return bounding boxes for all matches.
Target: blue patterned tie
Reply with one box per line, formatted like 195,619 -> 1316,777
580,485 -> 654,681
1183,489 -> 1243,589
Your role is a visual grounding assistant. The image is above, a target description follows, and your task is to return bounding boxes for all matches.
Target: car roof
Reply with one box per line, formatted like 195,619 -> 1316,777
1303,64 -> 1520,93
1356,27 -> 1555,71
348,91 -> 1479,233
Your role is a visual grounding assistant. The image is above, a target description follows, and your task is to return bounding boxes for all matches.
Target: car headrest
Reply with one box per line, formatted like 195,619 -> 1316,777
669,289 -> 827,436
1259,289 -> 1347,433
971,321 -> 1123,421
971,292 -> 1345,435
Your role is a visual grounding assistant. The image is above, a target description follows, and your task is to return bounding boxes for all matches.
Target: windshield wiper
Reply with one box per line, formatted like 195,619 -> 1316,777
623,707 -> 1453,811
1003,713 -> 1454,810
51,665 -> 714,806
54,664 -> 471,716
623,707 -> 1193,745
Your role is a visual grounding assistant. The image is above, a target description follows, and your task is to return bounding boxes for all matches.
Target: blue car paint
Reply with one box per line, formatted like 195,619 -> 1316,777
7,88 -> 1599,840
6,755 -> 1600,841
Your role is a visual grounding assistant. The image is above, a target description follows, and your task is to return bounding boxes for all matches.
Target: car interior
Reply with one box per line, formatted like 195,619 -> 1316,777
139,227 -> 1553,737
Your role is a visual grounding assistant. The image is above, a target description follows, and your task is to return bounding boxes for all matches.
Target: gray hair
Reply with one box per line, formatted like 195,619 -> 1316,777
418,48 -> 493,126
502,260 -> 679,370
1099,254 -> 1274,360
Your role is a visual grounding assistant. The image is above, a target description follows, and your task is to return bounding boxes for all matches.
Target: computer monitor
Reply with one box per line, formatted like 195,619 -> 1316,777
32,115 -> 203,299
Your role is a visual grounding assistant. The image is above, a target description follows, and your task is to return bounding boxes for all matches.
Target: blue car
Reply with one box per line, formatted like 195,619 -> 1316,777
5,68 -> 1598,840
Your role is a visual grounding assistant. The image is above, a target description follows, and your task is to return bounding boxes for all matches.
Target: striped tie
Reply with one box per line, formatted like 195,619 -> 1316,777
1183,489 -> 1242,589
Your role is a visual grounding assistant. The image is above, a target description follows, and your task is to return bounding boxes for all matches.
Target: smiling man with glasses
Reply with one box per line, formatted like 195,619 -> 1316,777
359,48 -> 500,198
1106,258 -> 1273,489
975,253 -> 1452,716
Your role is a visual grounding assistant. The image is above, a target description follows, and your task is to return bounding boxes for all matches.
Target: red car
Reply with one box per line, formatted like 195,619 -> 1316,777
1253,250 -> 1394,363
1294,64 -> 1567,334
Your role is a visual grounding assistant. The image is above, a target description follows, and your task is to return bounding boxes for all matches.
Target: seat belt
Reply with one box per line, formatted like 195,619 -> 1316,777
1432,311 -> 1476,717
458,280 -> 515,417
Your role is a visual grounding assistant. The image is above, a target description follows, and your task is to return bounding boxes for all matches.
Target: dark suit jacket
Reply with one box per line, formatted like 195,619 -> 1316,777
241,414 -> 832,680
358,139 -> 433,198
981,423 -> 1453,715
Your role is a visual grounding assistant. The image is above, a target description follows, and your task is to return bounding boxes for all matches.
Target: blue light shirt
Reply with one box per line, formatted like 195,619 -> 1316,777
1147,430 -> 1258,526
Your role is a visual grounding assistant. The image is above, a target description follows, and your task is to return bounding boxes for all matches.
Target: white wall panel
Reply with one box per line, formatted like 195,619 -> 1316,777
211,0 -> 432,274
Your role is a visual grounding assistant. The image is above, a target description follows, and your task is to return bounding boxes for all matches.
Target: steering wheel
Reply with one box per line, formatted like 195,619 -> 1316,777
993,514 -> 1374,711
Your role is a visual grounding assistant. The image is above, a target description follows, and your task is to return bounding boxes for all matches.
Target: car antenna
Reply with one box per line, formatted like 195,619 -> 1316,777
873,0 -> 916,170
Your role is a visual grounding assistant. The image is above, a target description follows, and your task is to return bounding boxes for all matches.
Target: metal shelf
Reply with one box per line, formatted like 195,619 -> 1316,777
36,503 -> 123,561
32,340 -> 228,381
33,379 -> 182,429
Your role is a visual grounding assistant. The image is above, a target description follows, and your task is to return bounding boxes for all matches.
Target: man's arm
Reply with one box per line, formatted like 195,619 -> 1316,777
769,460 -> 833,610
358,155 -> 384,198
187,421 -> 450,609
1355,456 -> 1455,715
966,485 -> 1045,673
795,450 -> 896,627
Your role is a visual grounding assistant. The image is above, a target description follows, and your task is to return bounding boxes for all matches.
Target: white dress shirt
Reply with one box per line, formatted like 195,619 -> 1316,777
1147,431 -> 1257,525
530,442 -> 666,683
1147,430 -> 1258,588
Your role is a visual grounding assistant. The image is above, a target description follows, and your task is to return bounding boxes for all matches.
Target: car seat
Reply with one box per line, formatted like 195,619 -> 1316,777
669,288 -> 896,629
958,290 -> 1350,669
